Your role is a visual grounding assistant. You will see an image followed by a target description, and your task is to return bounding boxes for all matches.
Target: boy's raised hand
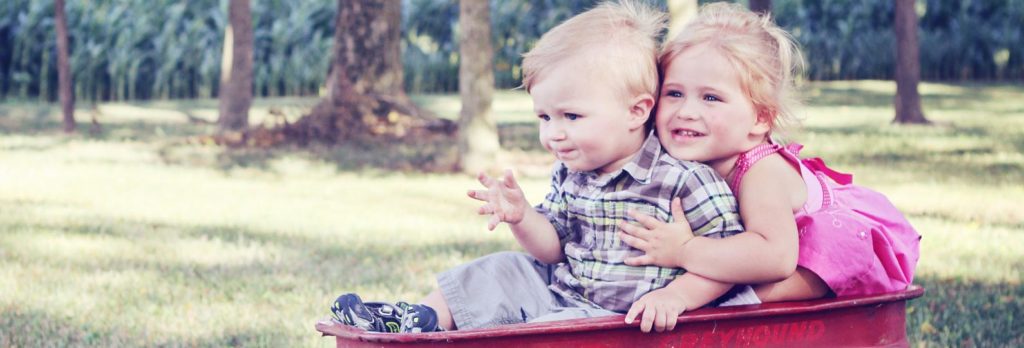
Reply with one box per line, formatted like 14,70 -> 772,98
624,286 -> 689,333
619,197 -> 694,268
467,169 -> 528,230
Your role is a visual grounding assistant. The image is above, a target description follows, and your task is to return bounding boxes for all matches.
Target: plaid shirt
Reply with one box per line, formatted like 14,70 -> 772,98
536,133 -> 743,312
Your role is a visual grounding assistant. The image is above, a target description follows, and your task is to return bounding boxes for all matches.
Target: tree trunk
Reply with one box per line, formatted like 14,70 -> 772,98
893,0 -> 929,124
666,0 -> 698,41
457,0 -> 500,174
287,0 -> 451,144
218,0 -> 253,132
54,0 -> 74,133
749,0 -> 772,15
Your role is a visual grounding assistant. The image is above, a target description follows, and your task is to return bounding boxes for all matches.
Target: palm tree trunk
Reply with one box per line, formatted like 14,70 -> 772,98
54,0 -> 75,133
289,0 -> 452,144
893,0 -> 929,124
457,0 -> 500,174
218,0 -> 254,132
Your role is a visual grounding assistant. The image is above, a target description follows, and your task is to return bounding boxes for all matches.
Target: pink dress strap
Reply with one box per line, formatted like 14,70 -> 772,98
728,143 -> 783,193
729,142 -> 855,214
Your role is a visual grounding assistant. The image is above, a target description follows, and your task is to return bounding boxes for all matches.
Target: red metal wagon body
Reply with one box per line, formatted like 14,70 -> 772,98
316,285 -> 923,347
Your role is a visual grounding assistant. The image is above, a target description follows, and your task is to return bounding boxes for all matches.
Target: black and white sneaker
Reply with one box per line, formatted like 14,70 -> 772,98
331,293 -> 404,333
398,303 -> 440,333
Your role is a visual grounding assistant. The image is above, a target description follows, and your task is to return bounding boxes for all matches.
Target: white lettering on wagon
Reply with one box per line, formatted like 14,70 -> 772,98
676,320 -> 826,347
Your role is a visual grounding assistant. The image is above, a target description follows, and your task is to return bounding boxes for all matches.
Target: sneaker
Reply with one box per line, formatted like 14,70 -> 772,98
398,303 -> 440,333
331,293 -> 404,333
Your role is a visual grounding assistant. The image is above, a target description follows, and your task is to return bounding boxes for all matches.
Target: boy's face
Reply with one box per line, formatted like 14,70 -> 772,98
655,44 -> 769,174
531,61 -> 650,175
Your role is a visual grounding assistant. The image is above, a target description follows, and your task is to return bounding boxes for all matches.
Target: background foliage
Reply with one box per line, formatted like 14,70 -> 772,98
1,0 -> 1022,102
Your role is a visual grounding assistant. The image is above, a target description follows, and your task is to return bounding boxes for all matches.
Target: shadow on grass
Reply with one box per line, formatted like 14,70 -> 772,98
0,205 -> 515,347
3,199 -> 1022,347
0,196 -> 510,285
907,276 -> 1023,347
0,305 -> 297,347
798,124 -> 1024,186
153,122 -> 549,175
804,82 -> 1019,110
0,306 -> 128,347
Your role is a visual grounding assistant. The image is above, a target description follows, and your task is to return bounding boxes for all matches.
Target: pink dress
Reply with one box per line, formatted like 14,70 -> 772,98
731,143 -> 920,296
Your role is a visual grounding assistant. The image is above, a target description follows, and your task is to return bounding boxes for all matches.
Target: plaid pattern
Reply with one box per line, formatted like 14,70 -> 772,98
535,133 -> 743,312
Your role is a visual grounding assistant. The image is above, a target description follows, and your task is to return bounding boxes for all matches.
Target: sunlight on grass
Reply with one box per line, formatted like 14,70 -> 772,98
1,80 -> 1021,347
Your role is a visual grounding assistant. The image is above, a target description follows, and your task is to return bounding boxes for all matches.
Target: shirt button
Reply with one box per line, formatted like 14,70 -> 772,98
858,231 -> 867,239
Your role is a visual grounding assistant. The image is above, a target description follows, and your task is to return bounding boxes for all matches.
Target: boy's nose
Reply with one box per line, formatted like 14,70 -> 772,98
545,123 -> 568,140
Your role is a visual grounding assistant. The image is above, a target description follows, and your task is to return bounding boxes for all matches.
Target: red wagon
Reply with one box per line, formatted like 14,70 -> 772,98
316,285 -> 923,347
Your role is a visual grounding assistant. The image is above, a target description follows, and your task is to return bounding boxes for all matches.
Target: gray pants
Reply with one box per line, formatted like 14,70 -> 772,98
437,252 -> 618,330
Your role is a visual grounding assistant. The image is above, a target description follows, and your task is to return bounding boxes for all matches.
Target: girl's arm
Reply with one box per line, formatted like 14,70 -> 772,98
620,155 -> 802,284
677,155 -> 802,283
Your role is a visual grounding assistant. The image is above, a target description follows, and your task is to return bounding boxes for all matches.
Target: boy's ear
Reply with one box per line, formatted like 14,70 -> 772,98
628,94 -> 656,131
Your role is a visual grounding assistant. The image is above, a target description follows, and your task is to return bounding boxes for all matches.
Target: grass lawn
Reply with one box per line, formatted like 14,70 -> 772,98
1,81 -> 1021,347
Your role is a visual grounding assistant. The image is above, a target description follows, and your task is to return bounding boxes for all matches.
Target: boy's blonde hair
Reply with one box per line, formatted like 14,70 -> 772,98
660,2 -> 804,140
522,0 -> 666,101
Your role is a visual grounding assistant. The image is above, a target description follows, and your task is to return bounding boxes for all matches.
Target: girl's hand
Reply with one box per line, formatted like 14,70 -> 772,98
467,169 -> 529,230
624,287 -> 690,333
619,197 -> 694,268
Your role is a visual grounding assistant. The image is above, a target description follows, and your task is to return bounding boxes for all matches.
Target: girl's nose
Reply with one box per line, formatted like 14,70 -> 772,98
677,101 -> 700,120
679,111 -> 700,120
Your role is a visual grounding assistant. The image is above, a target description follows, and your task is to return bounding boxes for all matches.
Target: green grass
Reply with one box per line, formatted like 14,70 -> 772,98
1,80 -> 1022,347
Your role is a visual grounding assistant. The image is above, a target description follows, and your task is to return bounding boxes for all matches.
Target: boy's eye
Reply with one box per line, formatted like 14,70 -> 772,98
565,113 -> 581,121
704,94 -> 721,102
665,90 -> 683,98
538,114 -> 550,121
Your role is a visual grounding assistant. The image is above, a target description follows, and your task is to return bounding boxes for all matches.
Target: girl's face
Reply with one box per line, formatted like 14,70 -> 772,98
655,44 -> 770,177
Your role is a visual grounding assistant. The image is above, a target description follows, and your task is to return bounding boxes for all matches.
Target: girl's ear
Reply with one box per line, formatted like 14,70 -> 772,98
752,108 -> 773,136
628,94 -> 656,131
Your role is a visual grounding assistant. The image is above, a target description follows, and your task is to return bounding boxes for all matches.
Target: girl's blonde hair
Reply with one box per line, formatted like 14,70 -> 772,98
522,0 -> 667,101
660,2 -> 804,140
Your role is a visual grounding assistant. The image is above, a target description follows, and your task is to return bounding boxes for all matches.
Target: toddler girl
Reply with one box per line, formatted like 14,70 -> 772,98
619,2 -> 920,303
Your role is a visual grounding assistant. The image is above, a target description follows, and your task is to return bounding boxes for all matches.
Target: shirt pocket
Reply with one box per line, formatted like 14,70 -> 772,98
611,201 -> 661,250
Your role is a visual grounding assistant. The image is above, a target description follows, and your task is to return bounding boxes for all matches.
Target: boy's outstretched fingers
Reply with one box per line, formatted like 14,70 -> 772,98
487,212 -> 501,231
502,169 -> 518,189
477,203 -> 493,215
467,189 -> 488,201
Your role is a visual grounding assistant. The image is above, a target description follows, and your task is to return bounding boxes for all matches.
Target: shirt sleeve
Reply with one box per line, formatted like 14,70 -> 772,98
676,164 -> 745,239
533,163 -> 574,247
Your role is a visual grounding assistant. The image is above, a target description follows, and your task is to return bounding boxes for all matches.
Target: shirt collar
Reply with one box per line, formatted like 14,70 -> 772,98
579,130 -> 660,187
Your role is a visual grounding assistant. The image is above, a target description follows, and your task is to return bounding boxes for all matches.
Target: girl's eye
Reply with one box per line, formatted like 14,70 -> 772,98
565,113 -> 581,121
704,94 -> 721,102
665,90 -> 683,98
538,114 -> 550,121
